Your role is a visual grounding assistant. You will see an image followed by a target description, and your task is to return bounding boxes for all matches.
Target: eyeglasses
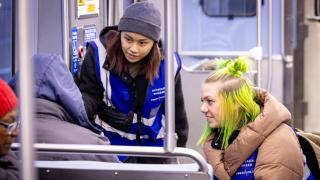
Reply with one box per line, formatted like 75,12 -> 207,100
0,121 -> 19,135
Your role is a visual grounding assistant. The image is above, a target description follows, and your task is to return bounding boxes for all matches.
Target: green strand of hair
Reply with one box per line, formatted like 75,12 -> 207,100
197,122 -> 212,145
198,56 -> 261,148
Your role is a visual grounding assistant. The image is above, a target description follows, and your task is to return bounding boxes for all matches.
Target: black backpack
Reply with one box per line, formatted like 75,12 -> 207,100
296,129 -> 320,179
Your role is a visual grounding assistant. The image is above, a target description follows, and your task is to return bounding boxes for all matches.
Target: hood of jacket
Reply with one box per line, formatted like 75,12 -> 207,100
98,25 -> 119,50
9,53 -> 93,129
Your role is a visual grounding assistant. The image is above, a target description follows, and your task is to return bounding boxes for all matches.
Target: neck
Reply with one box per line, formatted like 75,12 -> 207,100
127,61 -> 143,78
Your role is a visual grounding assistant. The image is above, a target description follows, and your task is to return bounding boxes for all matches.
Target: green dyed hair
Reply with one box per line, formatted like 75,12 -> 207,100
198,56 -> 261,149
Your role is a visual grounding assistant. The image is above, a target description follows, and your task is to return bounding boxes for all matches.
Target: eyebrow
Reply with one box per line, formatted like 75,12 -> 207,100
123,33 -> 132,38
202,95 -> 215,100
201,96 -> 210,101
123,33 -> 150,42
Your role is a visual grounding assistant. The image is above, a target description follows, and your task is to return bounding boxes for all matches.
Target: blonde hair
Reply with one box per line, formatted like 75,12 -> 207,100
198,57 -> 261,149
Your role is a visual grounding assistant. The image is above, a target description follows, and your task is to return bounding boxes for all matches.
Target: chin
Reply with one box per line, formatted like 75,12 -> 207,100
127,58 -> 139,63
208,122 -> 219,128
125,55 -> 141,63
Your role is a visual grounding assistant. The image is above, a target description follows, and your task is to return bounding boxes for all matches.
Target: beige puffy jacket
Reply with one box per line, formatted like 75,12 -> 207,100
204,90 -> 304,180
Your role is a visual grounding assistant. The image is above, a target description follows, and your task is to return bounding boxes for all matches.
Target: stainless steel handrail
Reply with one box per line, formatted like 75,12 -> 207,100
178,51 -> 253,57
267,0 -> 273,91
62,0 -> 70,68
114,0 -> 124,25
281,0 -> 284,57
256,0 -> 263,87
164,0 -> 176,153
11,143 -> 209,173
17,0 -> 37,179
107,0 -> 115,26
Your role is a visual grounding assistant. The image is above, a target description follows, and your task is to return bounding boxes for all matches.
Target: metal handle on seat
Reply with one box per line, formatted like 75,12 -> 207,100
12,143 -> 209,173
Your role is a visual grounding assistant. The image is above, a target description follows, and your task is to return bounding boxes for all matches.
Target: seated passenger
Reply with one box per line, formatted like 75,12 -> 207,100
10,53 -> 119,162
198,57 -> 309,179
0,78 -> 19,180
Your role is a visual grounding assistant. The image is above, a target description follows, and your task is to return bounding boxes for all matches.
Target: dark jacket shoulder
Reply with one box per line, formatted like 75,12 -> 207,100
0,151 -> 19,180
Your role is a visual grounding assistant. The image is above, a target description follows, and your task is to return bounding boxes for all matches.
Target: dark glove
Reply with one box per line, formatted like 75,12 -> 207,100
98,102 -> 134,131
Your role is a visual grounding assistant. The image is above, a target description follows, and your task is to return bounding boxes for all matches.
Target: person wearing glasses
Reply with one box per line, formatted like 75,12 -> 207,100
0,78 -> 19,180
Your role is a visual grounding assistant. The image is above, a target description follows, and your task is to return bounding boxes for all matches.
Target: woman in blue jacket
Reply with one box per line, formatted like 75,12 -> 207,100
78,2 -> 189,163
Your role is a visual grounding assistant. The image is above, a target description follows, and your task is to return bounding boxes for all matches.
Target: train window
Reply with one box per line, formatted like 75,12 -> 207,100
199,0 -> 260,18
0,0 -> 14,81
179,0 -> 281,73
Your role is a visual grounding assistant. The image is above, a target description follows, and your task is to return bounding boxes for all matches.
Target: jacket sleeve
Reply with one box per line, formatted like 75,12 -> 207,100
203,138 -> 230,180
0,151 -> 19,180
174,74 -> 189,147
78,46 -> 104,121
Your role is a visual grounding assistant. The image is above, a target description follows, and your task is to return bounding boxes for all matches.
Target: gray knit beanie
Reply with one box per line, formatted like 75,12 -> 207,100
118,2 -> 161,41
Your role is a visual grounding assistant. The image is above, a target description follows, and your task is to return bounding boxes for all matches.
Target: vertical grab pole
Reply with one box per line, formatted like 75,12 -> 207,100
280,0 -> 284,57
256,0 -> 263,87
107,0 -> 115,26
267,0 -> 273,91
62,0 -> 70,68
17,0 -> 37,179
164,0 -> 176,152
114,0 -> 124,25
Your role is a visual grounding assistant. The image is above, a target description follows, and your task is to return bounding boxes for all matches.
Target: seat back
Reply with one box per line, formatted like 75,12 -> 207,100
36,161 -> 213,180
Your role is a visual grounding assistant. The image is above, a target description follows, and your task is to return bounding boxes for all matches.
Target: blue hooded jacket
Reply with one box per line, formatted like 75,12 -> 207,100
9,53 -> 97,131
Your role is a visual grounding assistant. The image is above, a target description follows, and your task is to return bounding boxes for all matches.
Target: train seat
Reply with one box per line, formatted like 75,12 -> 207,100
36,160 -> 213,180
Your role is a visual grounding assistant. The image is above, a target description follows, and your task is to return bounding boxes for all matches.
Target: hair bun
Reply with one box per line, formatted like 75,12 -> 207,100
213,56 -> 250,78
225,56 -> 248,77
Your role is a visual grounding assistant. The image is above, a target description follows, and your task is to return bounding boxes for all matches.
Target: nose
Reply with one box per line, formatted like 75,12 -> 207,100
129,43 -> 138,53
200,103 -> 208,113
10,128 -> 19,138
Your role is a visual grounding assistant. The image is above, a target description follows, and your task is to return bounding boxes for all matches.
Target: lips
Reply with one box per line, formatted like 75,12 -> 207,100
127,53 -> 138,59
205,114 -> 214,118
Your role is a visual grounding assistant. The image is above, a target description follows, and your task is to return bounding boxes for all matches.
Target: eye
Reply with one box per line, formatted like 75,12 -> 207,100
206,99 -> 216,106
139,41 -> 148,46
125,37 -> 133,43
206,99 -> 215,106
201,98 -> 215,105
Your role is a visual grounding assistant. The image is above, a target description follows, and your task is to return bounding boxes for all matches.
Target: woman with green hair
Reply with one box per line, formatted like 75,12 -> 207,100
198,57 -> 307,179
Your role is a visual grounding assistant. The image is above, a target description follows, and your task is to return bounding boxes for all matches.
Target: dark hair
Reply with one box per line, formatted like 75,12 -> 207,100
106,31 -> 162,84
